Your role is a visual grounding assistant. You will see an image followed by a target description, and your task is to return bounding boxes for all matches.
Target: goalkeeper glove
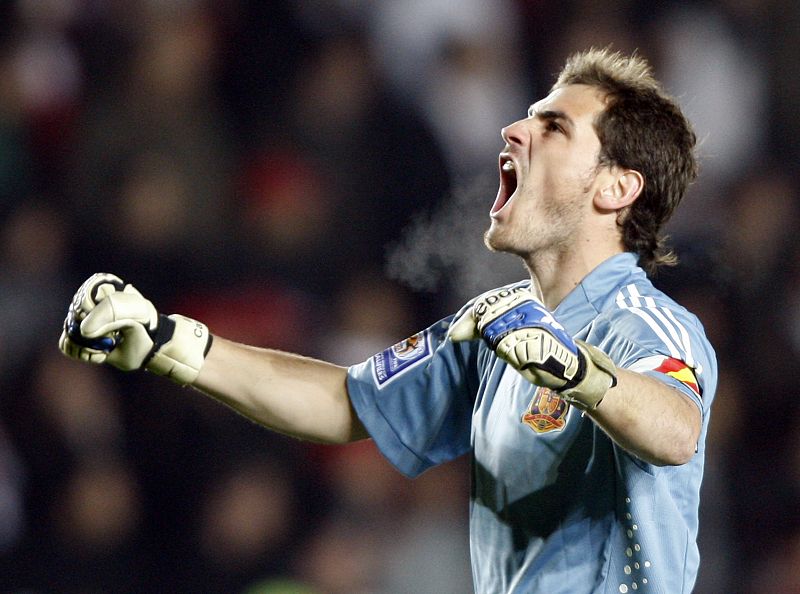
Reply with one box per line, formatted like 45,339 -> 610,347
59,273 -> 212,385
448,286 -> 617,410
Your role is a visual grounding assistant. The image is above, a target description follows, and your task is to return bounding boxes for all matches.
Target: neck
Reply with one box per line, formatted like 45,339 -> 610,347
525,242 -> 624,309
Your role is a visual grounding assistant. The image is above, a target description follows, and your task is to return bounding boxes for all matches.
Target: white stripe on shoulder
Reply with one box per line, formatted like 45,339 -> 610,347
627,308 -> 682,359
643,296 -> 689,361
615,284 -> 690,362
626,284 -> 643,307
662,306 -> 696,368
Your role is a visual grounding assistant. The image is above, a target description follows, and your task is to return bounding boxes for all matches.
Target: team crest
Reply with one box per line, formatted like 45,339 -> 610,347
373,331 -> 432,387
521,387 -> 570,433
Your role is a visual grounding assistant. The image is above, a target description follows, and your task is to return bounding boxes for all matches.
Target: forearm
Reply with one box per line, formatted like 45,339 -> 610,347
193,337 -> 368,444
586,369 -> 701,466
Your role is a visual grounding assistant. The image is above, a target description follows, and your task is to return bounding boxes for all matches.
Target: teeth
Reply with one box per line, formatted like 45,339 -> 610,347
502,160 -> 515,172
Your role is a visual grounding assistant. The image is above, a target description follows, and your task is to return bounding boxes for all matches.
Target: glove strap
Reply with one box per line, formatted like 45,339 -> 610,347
560,341 -> 617,410
143,315 -> 177,361
145,314 -> 213,385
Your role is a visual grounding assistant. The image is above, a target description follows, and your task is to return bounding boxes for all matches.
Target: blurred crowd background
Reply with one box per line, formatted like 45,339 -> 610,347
0,0 -> 798,592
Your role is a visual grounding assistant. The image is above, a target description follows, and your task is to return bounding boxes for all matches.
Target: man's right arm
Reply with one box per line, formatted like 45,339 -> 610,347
59,273 -> 368,445
194,337 -> 369,444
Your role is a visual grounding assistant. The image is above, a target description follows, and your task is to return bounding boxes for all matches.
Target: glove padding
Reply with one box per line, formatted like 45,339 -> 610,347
59,273 -> 212,385
448,286 -> 617,410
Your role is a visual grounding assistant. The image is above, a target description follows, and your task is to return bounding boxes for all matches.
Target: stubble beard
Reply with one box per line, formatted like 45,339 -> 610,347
483,190 -> 585,263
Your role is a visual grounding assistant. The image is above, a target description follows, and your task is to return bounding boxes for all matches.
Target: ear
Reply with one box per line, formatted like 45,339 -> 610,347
594,169 -> 643,211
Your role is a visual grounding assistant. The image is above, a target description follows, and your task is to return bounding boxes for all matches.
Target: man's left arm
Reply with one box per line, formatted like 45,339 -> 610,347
584,369 -> 700,466
448,286 -> 701,467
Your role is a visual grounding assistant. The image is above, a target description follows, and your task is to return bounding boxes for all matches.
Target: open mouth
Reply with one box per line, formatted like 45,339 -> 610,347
491,154 -> 518,215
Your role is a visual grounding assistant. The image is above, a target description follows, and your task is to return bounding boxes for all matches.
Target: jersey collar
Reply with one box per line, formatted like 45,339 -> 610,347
553,252 -> 643,333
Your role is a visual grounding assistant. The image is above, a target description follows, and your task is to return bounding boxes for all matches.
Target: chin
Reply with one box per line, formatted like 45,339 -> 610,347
484,226 -> 514,254
485,226 -> 539,262
483,226 -> 501,252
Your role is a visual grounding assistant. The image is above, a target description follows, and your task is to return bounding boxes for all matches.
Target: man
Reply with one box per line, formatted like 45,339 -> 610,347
60,48 -> 717,593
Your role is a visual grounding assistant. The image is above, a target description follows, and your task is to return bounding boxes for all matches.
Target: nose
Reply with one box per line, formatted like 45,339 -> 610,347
501,118 -> 528,147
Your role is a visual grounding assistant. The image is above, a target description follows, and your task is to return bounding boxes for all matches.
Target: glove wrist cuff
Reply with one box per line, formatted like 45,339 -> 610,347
560,341 -> 617,410
146,314 -> 212,385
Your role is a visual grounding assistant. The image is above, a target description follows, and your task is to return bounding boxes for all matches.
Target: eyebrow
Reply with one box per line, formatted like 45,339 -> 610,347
527,107 -> 575,131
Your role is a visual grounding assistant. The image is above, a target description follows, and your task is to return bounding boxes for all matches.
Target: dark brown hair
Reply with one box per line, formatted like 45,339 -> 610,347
554,48 -> 698,274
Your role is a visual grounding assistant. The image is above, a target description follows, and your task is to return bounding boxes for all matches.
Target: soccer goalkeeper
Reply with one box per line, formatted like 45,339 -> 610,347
60,48 -> 717,594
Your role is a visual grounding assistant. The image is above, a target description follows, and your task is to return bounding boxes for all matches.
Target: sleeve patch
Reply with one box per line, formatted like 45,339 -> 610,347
628,355 -> 700,397
372,330 -> 433,387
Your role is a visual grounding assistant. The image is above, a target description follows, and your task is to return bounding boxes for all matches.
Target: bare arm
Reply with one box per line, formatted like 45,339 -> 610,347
586,368 -> 701,466
192,337 -> 369,444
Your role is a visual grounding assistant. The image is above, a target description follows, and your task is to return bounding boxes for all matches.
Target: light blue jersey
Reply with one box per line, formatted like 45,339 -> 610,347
347,253 -> 717,593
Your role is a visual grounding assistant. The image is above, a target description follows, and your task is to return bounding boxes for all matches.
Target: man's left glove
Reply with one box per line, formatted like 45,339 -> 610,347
448,286 -> 617,410
59,273 -> 212,386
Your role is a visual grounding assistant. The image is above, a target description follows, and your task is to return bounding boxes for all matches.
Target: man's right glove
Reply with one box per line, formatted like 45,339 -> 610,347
448,286 -> 617,410
59,273 -> 212,386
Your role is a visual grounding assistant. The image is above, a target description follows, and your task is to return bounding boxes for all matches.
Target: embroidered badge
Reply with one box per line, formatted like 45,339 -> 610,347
521,387 -> 570,433
372,331 -> 432,387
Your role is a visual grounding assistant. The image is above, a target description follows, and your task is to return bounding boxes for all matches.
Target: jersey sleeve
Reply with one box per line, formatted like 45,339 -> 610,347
586,300 -> 717,418
346,316 -> 478,478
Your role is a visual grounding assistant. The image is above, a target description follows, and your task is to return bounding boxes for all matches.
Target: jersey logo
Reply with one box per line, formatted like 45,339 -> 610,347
521,387 -> 570,433
372,330 -> 432,387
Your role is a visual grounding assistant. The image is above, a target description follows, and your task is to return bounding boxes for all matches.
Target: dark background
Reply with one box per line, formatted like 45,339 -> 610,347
0,1 -> 797,592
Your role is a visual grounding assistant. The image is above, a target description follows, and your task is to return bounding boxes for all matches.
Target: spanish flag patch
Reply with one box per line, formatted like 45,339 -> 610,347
653,357 -> 700,396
